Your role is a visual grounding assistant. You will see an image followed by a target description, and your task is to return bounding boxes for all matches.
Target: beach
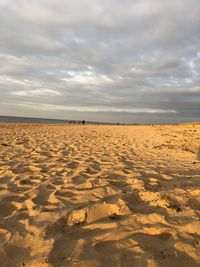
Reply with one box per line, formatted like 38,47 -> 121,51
0,124 -> 200,267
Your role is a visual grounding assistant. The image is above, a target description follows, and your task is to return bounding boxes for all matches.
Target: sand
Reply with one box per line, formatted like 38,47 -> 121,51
0,124 -> 200,267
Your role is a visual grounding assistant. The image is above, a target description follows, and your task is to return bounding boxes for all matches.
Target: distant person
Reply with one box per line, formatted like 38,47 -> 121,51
82,120 -> 85,125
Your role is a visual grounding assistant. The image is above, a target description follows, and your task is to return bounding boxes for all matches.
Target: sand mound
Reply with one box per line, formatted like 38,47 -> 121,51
68,201 -> 131,226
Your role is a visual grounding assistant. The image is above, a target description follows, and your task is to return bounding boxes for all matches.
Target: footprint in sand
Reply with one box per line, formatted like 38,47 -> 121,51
0,202 -> 16,219
11,166 -> 26,174
0,228 -> 11,245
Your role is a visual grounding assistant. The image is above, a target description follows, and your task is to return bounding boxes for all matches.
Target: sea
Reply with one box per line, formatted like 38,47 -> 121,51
0,115 -> 114,125
0,115 -> 72,124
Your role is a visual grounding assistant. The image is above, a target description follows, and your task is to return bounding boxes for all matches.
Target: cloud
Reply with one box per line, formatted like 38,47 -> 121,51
12,101 -> 176,114
12,89 -> 62,96
60,70 -> 114,85
0,0 -> 200,123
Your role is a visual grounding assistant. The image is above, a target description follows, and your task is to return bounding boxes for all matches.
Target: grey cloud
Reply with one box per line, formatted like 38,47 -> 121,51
0,0 -> 200,123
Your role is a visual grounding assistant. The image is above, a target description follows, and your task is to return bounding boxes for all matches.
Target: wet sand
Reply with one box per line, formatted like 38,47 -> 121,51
0,124 -> 200,267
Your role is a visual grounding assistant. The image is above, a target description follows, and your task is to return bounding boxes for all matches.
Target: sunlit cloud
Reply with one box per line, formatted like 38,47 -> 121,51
12,89 -> 62,96
60,71 -> 114,85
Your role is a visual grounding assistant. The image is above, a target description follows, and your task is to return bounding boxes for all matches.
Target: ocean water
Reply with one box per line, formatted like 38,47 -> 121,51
0,115 -> 70,124
0,115 -> 114,125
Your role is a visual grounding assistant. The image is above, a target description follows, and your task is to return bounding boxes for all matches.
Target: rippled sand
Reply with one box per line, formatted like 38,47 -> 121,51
0,124 -> 200,267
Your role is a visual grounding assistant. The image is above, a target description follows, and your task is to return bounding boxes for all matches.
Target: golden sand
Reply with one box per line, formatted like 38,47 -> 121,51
0,124 -> 200,267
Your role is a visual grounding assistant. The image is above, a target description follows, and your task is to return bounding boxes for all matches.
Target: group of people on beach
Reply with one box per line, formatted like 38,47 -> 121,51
68,120 -> 85,125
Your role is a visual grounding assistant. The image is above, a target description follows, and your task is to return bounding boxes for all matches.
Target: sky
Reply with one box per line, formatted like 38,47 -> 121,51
0,0 -> 200,123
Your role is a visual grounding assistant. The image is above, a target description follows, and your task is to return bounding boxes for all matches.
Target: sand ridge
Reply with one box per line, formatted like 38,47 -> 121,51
0,124 -> 200,267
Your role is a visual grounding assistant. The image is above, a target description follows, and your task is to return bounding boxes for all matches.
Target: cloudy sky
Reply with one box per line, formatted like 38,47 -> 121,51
0,0 -> 200,123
